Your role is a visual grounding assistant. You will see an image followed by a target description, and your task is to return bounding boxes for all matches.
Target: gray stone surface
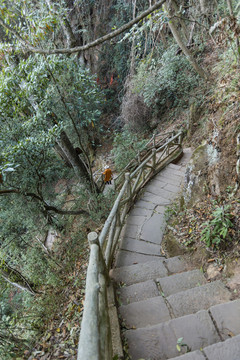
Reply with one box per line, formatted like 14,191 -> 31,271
209,299 -> 240,339
134,199 -> 156,210
164,256 -> 188,274
142,191 -> 175,203
168,351 -> 205,360
129,207 -> 153,217
117,279 -> 159,305
140,213 -> 166,244
167,281 -> 231,318
144,183 -> 165,194
161,167 -> 185,178
119,296 -> 171,328
122,224 -> 140,239
114,250 -> 161,268
120,237 -> 161,255
125,310 -> 220,360
156,174 -> 184,186
150,178 -> 169,189
203,334 -> 240,360
168,163 -> 183,171
110,259 -> 168,285
126,215 -> 147,226
164,182 -> 181,193
158,269 -> 207,297
147,179 -> 167,189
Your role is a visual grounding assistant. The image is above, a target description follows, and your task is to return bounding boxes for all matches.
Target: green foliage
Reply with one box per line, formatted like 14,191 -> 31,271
200,205 -> 234,249
0,47 -> 105,358
132,45 -> 200,113
111,128 -> 148,171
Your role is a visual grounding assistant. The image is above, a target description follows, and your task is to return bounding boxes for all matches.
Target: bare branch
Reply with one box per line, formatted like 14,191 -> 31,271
0,0 -> 166,55
0,188 -> 90,216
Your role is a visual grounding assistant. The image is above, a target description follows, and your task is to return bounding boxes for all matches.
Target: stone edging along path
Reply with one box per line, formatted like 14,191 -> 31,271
110,149 -> 240,360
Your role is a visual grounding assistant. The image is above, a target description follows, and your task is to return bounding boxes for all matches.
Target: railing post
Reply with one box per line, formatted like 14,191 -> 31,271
178,132 -> 182,145
152,148 -> 156,169
125,172 -> 131,198
88,231 -> 99,246
153,133 -> 156,148
138,151 -> 141,164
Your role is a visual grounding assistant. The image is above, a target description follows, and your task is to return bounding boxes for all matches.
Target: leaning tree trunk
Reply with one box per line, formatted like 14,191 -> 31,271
164,2 -> 209,80
56,130 -> 91,185
0,264 -> 36,295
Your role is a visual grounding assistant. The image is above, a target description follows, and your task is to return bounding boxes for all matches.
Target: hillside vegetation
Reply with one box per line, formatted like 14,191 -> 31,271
0,0 -> 239,358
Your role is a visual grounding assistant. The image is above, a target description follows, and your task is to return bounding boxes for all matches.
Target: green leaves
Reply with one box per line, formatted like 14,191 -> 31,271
132,44 -> 200,111
200,205 -> 234,249
111,127 -> 148,171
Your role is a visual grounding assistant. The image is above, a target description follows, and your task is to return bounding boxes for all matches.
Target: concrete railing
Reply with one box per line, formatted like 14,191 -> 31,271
77,131 -> 183,359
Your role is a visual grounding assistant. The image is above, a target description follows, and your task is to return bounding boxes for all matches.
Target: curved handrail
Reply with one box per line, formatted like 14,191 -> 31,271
94,130 -> 177,191
78,131 -> 183,360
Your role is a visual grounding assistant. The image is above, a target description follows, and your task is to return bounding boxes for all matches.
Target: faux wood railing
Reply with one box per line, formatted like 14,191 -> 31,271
77,131 -> 183,360
95,130 -> 180,191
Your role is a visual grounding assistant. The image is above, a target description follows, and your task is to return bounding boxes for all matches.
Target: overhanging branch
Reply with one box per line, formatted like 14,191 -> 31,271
0,0 -> 166,55
0,189 -> 89,216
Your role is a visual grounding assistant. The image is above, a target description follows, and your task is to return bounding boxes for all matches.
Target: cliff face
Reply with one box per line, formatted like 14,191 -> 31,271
184,55 -> 240,204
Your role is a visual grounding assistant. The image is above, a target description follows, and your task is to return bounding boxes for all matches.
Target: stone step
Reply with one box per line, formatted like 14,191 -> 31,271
168,163 -> 184,171
119,296 -> 171,329
169,351 -> 205,360
161,166 -> 186,178
120,237 -> 161,255
118,280 -> 230,329
167,280 -> 231,318
203,333 -> 240,360
115,249 -> 162,268
158,269 -> 207,297
139,212 -> 166,244
110,256 -> 187,286
117,279 -> 159,305
125,309 -> 220,360
208,299 -> 240,340
125,300 -> 240,360
117,269 -> 206,305
168,334 -> 240,360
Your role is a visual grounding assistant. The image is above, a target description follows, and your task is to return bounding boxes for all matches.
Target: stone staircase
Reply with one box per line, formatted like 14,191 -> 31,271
110,149 -> 240,360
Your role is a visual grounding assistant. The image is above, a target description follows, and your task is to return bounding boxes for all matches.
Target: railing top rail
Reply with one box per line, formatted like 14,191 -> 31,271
130,131 -> 182,179
99,176 -> 129,247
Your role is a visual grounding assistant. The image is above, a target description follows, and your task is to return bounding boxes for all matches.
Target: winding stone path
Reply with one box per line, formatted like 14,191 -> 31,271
110,149 -> 240,360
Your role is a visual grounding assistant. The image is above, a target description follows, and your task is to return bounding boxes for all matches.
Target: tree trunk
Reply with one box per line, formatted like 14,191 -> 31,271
56,130 -> 91,185
164,2 -> 209,80
0,264 -> 36,295
171,0 -> 188,42
130,0 -> 137,75
46,0 -> 77,48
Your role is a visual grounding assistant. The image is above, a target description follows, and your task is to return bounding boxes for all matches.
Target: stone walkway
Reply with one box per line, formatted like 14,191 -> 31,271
110,149 -> 240,360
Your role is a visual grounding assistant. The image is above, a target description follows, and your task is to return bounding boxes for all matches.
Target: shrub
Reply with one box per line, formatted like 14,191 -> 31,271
132,45 -> 200,112
120,90 -> 153,132
200,205 -> 234,248
111,128 -> 148,171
